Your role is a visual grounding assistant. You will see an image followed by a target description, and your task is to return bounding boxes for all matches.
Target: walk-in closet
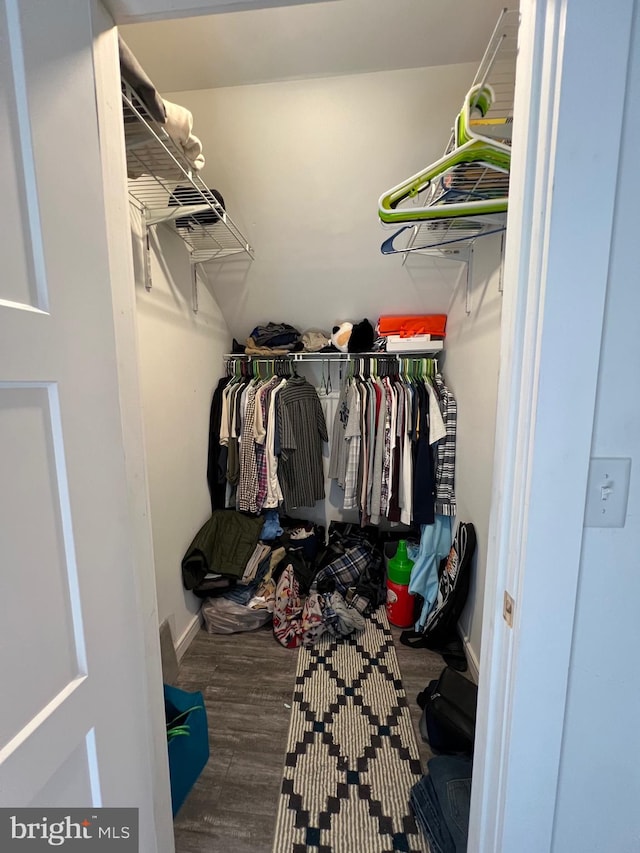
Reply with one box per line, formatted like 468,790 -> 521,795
4,0 -> 637,851
119,2 -> 513,850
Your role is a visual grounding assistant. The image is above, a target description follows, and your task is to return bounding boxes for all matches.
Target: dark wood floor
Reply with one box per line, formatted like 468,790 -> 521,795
172,618 -> 446,853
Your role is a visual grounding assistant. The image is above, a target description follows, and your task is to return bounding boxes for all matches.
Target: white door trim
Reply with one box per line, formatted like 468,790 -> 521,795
91,3 -> 174,851
469,1 -> 635,851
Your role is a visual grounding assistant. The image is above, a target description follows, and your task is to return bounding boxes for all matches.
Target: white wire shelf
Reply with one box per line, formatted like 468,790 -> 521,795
122,82 -> 254,264
224,350 -> 443,361
382,8 -> 518,257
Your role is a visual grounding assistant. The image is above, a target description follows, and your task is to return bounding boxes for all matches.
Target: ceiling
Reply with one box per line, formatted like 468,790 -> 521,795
119,0 -> 510,93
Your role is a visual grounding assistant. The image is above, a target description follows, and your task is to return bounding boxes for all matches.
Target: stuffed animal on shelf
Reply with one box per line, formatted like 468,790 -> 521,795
348,319 -> 375,353
331,319 -> 375,353
331,322 -> 353,352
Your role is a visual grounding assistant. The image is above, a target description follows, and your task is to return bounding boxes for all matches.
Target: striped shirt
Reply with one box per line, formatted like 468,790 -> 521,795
343,382 -> 361,510
277,376 -> 328,512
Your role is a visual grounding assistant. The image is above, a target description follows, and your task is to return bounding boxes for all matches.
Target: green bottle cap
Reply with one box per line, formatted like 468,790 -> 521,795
387,540 -> 414,585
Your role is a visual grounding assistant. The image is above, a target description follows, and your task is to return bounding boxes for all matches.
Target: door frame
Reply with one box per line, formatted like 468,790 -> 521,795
468,0 -> 634,850
95,0 -> 636,850
91,4 -> 175,851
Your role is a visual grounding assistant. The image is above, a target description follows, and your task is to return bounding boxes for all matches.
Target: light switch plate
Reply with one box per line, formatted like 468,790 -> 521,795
584,457 -> 631,528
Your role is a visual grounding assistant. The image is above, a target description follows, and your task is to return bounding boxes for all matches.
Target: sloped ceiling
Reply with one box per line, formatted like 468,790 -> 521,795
119,0 -> 510,92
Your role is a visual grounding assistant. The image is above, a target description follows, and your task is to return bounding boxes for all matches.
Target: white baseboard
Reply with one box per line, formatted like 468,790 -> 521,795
457,624 -> 480,684
175,612 -> 203,661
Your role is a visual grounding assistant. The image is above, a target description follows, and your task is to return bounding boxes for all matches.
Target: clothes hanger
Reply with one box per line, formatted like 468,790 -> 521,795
378,84 -> 510,225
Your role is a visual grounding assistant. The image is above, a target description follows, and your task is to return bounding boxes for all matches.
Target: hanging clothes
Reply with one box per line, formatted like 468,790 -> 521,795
216,362 -> 328,515
277,375 -> 328,512
328,356 -> 456,528
207,375 -> 230,511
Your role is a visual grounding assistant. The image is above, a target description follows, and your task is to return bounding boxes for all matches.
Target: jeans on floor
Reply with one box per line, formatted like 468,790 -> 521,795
261,508 -> 283,540
410,755 -> 472,853
222,555 -> 271,605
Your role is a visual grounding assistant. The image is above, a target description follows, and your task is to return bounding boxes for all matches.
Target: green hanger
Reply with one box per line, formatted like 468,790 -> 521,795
378,84 -> 510,225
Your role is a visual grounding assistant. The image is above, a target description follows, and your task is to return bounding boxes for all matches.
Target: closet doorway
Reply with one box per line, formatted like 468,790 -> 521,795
114,3 -> 513,848
100,1 -> 635,852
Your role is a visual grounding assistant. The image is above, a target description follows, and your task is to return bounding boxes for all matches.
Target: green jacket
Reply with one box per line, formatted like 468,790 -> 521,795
182,510 -> 264,589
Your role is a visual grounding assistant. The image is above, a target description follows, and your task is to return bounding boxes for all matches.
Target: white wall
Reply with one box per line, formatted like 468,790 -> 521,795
164,63 -> 476,341
131,205 -> 231,650
442,233 -> 503,669
552,6 -> 640,849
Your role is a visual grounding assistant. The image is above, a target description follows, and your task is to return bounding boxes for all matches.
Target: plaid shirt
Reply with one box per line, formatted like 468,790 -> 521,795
433,374 -> 457,516
314,544 -> 371,600
343,383 -> 361,510
238,385 -> 259,513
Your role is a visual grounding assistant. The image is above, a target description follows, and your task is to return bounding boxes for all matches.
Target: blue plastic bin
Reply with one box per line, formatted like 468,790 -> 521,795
164,684 -> 209,816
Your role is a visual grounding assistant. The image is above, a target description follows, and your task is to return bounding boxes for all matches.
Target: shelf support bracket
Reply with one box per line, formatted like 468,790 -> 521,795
192,265 -> 199,314
465,244 -> 475,315
142,220 -> 153,292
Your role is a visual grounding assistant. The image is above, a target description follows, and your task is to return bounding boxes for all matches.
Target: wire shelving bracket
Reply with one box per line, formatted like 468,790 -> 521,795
122,82 -> 254,276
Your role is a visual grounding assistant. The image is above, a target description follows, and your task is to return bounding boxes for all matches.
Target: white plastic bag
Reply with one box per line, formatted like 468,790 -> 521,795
202,597 -> 272,634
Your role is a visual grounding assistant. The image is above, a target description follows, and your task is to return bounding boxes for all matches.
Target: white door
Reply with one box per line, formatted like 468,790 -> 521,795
0,1 -> 169,848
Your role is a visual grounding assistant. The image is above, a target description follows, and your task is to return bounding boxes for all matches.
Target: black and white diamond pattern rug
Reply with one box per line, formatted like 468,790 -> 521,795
272,607 -> 426,853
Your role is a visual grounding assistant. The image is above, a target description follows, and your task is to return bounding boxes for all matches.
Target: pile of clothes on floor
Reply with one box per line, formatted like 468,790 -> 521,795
181,512 -> 388,647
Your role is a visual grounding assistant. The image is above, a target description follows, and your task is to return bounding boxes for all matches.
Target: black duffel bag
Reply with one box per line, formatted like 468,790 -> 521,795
417,666 -> 478,754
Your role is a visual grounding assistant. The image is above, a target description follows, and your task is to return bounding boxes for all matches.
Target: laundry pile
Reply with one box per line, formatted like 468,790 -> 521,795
181,513 -> 387,645
273,522 -> 385,649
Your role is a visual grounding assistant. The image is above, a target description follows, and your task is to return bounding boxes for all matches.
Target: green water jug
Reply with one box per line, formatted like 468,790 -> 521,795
386,540 -> 415,627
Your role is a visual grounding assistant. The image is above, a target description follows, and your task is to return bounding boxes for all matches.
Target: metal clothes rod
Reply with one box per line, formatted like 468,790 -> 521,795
223,352 -> 442,362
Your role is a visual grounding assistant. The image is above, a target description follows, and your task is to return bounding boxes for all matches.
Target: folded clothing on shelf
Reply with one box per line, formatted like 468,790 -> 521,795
301,329 -> 331,352
378,315 -> 447,338
163,99 -> 206,172
250,322 -> 302,348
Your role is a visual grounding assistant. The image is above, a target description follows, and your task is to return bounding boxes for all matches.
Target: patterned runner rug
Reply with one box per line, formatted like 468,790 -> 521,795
272,608 -> 426,853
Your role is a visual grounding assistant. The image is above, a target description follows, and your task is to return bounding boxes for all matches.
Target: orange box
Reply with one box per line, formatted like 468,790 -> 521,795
378,315 -> 447,338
